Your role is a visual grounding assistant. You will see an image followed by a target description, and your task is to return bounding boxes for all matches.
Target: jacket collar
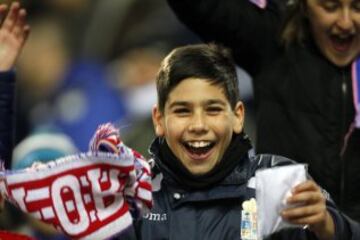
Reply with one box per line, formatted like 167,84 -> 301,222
149,133 -> 253,191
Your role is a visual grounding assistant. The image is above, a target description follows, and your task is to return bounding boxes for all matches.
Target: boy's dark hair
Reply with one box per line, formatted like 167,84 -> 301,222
156,43 -> 240,113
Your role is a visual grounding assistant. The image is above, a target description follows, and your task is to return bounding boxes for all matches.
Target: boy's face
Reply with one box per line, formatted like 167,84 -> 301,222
153,78 -> 244,175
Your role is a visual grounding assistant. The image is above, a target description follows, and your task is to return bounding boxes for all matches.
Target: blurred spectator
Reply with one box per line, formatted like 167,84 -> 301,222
15,16 -> 70,142
52,61 -> 128,151
81,0 -> 199,61
12,131 -> 77,170
108,45 -> 165,158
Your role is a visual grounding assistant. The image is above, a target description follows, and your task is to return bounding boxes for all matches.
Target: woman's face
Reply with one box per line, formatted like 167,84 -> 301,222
306,0 -> 360,66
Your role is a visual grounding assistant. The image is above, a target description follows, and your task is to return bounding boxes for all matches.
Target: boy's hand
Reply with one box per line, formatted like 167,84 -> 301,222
0,2 -> 30,71
281,180 -> 335,240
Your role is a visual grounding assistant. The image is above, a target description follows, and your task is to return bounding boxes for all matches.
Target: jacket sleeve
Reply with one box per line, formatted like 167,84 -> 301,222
0,70 -> 15,169
167,0 -> 285,76
327,202 -> 360,240
254,155 -> 360,239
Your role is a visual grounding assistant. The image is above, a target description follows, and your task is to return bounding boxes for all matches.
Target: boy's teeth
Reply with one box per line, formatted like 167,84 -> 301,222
188,141 -> 210,148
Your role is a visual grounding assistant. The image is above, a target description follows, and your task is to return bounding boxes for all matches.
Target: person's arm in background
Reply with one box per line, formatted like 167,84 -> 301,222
0,1 -> 29,169
166,0 -> 285,76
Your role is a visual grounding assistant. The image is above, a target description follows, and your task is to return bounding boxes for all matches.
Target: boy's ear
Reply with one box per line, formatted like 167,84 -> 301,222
152,105 -> 165,137
233,101 -> 245,134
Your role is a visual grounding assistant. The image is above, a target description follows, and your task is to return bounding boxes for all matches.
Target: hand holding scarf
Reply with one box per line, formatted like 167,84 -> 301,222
0,123 -> 152,240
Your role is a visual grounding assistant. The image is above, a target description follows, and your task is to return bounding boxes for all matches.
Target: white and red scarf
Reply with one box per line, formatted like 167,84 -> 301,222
0,123 -> 152,240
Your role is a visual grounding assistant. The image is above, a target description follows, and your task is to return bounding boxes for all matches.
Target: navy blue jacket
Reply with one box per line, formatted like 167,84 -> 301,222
0,71 -> 15,168
136,150 -> 360,240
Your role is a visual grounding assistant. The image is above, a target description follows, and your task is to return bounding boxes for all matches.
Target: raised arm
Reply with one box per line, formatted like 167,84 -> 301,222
0,2 -> 29,71
0,2 -> 29,212
0,2 -> 29,167
167,0 -> 284,75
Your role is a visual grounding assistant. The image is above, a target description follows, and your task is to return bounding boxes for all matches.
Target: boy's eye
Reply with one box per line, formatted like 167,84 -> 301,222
207,106 -> 223,114
320,0 -> 339,11
173,108 -> 190,115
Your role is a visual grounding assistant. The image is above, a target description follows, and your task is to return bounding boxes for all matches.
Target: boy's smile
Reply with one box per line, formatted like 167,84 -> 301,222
153,78 -> 244,175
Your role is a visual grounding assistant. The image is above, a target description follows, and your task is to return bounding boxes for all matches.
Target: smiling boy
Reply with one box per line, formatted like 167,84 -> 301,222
154,77 -> 243,175
133,43 -> 360,240
166,0 -> 360,222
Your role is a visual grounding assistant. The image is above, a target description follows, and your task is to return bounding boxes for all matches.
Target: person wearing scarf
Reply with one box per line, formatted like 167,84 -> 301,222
134,43 -> 360,240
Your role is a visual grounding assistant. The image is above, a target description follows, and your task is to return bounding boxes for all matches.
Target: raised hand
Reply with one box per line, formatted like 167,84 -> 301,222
281,180 -> 335,240
0,2 -> 30,71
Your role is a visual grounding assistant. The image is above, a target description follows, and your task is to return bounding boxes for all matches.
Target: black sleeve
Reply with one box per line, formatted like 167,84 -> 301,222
326,202 -> 360,240
167,0 -> 285,76
134,219 -> 142,240
0,70 -> 15,169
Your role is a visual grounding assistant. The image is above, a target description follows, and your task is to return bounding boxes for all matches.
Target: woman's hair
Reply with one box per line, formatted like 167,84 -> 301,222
281,0 -> 310,46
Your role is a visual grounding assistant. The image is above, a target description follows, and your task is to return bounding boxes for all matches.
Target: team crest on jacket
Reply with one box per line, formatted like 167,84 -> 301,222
240,198 -> 257,240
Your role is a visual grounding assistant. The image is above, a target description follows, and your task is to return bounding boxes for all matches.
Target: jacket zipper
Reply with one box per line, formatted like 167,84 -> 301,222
340,69 -> 348,209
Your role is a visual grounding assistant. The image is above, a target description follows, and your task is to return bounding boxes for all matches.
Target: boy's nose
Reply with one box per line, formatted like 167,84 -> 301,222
188,113 -> 208,133
335,10 -> 355,33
